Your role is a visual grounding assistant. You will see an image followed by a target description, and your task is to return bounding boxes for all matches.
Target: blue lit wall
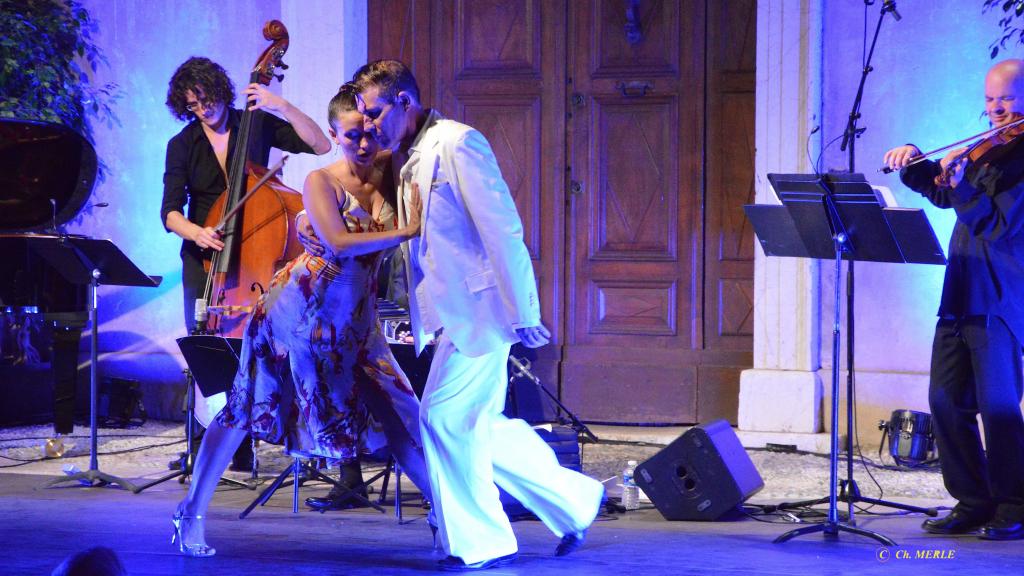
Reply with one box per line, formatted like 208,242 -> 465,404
65,0 -> 359,415
820,0 -> 1021,375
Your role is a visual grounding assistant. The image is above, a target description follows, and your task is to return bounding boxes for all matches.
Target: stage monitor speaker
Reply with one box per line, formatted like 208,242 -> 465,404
634,419 -> 763,521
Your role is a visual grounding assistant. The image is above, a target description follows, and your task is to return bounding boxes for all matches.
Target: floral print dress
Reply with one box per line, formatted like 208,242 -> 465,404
218,189 -> 420,463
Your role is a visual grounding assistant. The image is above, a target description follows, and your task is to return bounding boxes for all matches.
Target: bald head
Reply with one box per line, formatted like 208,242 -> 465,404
986,59 -> 1024,127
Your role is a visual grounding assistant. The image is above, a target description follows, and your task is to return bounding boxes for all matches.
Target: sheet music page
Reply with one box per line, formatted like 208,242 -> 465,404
872,185 -> 898,208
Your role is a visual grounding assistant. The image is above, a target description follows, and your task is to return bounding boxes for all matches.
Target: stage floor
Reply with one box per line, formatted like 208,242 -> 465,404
1,472 -> 1019,575
1,422 -> 1019,574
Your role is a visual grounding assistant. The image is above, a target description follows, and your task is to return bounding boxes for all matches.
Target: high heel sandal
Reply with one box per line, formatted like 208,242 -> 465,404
427,507 -> 440,550
172,504 -> 216,558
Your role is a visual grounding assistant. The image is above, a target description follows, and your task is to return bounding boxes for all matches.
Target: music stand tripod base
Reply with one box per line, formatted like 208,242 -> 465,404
773,519 -> 896,546
42,469 -> 139,492
132,339 -> 259,495
771,479 -> 938,520
239,459 -> 385,519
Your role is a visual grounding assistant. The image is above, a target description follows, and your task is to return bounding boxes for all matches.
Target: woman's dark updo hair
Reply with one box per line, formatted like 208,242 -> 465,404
327,83 -> 360,130
166,57 -> 236,121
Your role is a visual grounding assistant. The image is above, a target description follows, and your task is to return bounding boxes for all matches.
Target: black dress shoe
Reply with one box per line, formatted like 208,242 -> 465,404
229,438 -> 255,472
305,484 -> 369,512
922,508 -> 991,535
305,461 -> 367,512
555,529 -> 586,557
437,553 -> 517,571
980,516 -> 1024,540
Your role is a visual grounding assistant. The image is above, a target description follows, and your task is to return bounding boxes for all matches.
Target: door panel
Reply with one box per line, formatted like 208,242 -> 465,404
591,97 -> 678,261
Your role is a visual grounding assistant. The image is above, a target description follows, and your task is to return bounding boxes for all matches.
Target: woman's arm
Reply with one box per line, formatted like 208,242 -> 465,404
303,170 -> 420,258
165,211 -> 225,251
244,84 -> 331,155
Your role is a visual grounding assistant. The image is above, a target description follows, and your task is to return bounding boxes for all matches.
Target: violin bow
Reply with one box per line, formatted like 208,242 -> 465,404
213,156 -> 290,233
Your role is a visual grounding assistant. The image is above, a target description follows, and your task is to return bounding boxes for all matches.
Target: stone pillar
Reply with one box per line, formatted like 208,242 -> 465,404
738,0 -> 824,442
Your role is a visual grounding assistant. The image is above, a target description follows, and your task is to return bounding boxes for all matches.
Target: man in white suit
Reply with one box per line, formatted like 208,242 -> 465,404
352,60 -> 604,571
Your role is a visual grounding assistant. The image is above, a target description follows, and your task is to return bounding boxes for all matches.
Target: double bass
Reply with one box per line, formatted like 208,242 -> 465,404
197,20 -> 305,338
193,20 -> 306,424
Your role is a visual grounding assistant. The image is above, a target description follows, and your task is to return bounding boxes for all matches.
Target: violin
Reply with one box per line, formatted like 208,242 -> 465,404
933,115 -> 1024,188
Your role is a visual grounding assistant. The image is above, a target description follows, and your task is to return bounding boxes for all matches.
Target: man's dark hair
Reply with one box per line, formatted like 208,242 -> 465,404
327,83 -> 359,129
51,546 -> 126,576
351,59 -> 420,103
166,57 -> 236,121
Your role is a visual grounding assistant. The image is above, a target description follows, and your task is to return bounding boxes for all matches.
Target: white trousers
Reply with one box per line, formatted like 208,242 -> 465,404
419,335 -> 604,564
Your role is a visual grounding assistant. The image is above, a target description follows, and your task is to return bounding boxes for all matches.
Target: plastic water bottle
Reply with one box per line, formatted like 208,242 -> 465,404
622,460 -> 640,511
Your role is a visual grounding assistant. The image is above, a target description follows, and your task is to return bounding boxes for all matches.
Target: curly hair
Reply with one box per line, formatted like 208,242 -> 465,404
166,57 -> 236,121
327,83 -> 360,129
351,59 -> 420,104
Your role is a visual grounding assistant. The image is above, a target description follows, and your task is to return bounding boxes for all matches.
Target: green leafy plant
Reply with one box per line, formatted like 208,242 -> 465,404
0,0 -> 119,143
986,0 -> 1024,58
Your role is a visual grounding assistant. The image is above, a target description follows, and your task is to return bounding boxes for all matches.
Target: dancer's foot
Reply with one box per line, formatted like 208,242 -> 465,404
555,530 -> 587,557
555,483 -> 605,556
437,553 -> 517,571
172,502 -> 216,557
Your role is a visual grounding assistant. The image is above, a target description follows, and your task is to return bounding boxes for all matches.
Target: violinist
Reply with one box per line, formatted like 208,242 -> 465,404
882,58 -> 1024,541
160,57 -> 330,471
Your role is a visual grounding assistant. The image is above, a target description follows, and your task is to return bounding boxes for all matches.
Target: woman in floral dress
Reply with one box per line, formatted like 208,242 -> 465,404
172,85 -> 429,557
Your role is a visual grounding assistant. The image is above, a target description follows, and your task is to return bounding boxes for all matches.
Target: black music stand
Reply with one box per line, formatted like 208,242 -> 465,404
33,237 -> 161,491
745,172 -> 945,546
133,336 -> 252,492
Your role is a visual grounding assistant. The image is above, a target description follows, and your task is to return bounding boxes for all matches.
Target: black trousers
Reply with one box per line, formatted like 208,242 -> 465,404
929,316 -> 1024,517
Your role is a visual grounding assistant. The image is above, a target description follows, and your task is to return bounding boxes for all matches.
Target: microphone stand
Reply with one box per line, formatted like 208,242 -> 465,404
774,0 -> 933,546
837,0 -> 934,522
508,355 -> 599,444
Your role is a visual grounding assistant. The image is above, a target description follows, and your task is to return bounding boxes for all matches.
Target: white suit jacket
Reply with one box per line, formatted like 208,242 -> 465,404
396,111 -> 540,357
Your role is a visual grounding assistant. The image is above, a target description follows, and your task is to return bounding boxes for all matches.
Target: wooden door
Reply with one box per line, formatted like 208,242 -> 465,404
368,0 -> 754,425
562,0 -> 704,423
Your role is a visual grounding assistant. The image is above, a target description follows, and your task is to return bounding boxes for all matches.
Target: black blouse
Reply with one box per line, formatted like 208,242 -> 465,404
160,108 -> 313,254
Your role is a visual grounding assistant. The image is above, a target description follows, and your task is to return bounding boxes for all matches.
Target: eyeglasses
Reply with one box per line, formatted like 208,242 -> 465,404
185,98 -> 216,113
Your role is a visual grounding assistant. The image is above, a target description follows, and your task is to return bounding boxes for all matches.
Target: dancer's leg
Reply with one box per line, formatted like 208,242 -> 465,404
176,420 -> 247,547
356,368 -> 433,503
419,336 -> 516,564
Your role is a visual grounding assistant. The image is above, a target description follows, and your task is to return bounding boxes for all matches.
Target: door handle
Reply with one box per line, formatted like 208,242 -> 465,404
616,80 -> 652,97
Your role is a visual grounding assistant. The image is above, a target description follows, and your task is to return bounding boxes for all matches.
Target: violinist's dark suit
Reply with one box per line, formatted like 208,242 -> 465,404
901,133 -> 1024,536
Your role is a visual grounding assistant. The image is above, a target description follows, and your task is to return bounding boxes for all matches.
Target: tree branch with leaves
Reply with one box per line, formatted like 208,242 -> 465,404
986,0 -> 1024,58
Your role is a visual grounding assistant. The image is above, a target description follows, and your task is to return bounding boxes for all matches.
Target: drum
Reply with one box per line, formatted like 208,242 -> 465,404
882,409 -> 935,465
